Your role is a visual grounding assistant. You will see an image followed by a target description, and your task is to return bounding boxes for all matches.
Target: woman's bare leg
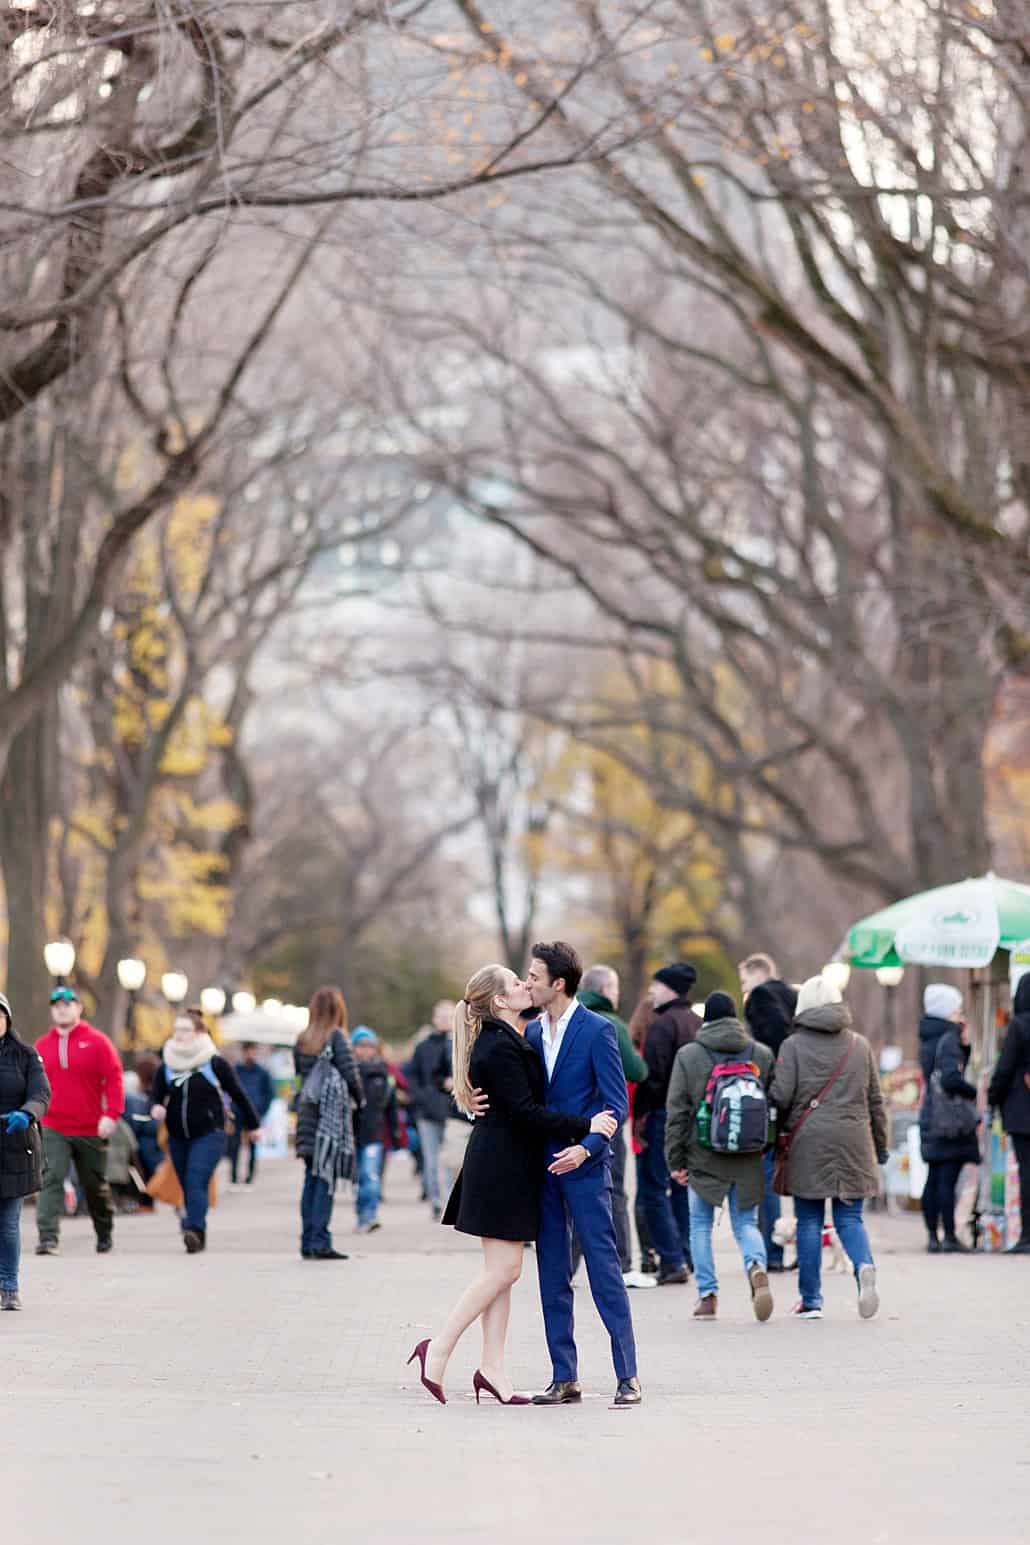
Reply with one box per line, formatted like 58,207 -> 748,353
479,1284 -> 515,1399
426,1238 -> 523,1386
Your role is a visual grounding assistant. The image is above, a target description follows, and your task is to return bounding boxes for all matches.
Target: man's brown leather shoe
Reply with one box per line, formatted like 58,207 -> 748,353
613,1377 -> 642,1407
532,1380 -> 582,1405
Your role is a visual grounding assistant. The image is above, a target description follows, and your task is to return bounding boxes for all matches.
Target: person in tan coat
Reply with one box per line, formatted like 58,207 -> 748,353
771,975 -> 888,1321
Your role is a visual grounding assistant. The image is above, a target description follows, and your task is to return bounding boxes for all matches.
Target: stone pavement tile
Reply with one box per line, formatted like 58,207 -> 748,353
5,1157 -> 1027,1545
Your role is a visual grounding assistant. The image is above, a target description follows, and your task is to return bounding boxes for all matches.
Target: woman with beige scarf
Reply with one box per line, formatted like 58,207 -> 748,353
151,1012 -> 261,1253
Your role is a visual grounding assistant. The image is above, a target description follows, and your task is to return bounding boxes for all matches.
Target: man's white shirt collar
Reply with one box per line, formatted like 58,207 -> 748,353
540,999 -> 577,1078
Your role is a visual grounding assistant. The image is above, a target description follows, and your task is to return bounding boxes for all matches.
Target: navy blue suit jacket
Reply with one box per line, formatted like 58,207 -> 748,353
526,1004 -> 629,1178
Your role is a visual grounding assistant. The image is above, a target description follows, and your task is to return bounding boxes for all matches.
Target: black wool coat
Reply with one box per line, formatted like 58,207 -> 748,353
0,1031 -> 52,1199
988,977 -> 1030,1137
442,1019 -> 590,1242
918,1017 -> 980,1164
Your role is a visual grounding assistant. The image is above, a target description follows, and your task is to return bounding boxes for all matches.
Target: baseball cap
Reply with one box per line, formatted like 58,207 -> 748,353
50,986 -> 80,1005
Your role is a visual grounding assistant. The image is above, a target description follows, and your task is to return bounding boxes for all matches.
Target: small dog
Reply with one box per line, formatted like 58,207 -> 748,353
772,1215 -> 847,1273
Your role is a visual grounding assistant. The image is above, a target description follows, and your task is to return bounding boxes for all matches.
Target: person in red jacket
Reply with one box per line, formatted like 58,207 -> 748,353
35,986 -> 124,1256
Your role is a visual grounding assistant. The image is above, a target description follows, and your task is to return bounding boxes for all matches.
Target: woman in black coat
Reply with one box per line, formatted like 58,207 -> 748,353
918,984 -> 980,1253
0,992 -> 51,1309
408,965 -> 616,1406
988,974 -> 1030,1253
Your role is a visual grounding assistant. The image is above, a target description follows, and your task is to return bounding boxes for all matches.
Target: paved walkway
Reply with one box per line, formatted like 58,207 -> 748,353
5,1152 -> 1027,1544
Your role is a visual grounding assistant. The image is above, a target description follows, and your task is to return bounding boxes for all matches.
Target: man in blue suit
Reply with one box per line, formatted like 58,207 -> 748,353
525,942 -> 641,1407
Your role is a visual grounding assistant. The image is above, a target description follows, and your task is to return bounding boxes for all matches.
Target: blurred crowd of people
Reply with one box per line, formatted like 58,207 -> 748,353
1,944 -> 1028,1318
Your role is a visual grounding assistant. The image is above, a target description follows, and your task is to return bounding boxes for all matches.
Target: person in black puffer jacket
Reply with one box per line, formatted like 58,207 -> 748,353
0,993 -> 51,1310
918,984 -> 979,1254
988,974 -> 1030,1253
151,1012 -> 260,1254
293,986 -> 364,1260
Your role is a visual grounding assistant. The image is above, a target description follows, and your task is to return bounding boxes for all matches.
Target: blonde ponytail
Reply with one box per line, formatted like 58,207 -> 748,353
451,963 -> 508,1114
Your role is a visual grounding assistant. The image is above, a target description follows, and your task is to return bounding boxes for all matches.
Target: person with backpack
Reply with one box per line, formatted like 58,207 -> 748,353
0,992 -> 51,1309
150,1013 -> 262,1253
294,986 -> 364,1260
771,975 -> 888,1320
918,984 -> 980,1253
665,992 -> 775,1322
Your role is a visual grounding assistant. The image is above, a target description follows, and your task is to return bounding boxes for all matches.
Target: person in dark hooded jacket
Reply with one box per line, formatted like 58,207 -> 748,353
0,993 -> 51,1309
918,983 -> 979,1253
988,974 -> 1030,1253
666,993 -> 775,1322
740,953 -> 798,1270
636,964 -> 700,1284
352,1028 -> 392,1233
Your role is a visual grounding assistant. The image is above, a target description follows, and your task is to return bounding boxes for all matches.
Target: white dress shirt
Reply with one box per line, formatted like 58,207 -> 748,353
540,999 -> 578,1080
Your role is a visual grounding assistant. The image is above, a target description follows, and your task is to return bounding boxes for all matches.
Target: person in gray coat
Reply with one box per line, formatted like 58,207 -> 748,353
666,992 -> 775,1322
771,975 -> 888,1321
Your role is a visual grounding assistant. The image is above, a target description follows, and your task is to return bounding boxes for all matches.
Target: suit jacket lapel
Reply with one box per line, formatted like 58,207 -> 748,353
549,1003 -> 584,1087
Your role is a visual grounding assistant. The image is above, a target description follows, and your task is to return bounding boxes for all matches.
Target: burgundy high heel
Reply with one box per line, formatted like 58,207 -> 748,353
473,1369 -> 532,1406
407,1339 -> 446,1405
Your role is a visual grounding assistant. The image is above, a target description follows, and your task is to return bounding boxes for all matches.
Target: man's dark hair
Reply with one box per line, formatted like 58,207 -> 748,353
531,941 -> 583,998
241,1042 -> 258,1052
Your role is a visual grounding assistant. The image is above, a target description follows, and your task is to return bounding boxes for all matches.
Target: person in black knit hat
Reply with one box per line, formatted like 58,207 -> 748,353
636,963 -> 701,1285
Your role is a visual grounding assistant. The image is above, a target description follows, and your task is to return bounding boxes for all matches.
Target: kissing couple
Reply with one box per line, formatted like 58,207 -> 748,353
407,940 -> 641,1408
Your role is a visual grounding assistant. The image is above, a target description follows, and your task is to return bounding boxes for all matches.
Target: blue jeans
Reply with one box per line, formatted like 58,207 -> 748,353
688,1184 -> 766,1298
167,1131 -> 226,1235
795,1197 -> 874,1310
416,1119 -> 446,1210
0,1196 -> 22,1292
639,1110 -> 691,1271
300,1161 -> 334,1253
356,1142 -> 384,1227
760,1150 -> 783,1267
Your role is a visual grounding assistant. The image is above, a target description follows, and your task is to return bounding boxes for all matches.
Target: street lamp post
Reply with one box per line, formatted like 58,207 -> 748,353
200,986 -> 226,1018
116,957 -> 147,1051
44,938 -> 76,987
875,965 -> 905,1054
161,972 -> 189,1016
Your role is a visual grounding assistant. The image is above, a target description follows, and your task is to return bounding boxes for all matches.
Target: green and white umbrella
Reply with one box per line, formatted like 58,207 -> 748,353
846,873 -> 1030,970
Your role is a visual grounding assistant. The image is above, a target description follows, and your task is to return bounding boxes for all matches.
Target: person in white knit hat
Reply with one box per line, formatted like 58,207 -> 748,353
918,983 -> 979,1253
771,975 -> 888,1319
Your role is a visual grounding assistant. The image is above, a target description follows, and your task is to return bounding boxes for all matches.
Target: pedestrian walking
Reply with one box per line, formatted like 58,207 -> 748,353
666,992 -> 775,1322
124,1053 -> 162,1192
408,1000 -> 456,1219
0,993 -> 51,1309
228,1043 -> 274,1185
739,952 -> 798,1272
627,996 -> 659,1275
150,1015 -> 261,1253
918,984 -> 980,1254
352,1028 -> 392,1233
988,974 -> 1030,1253
771,976 -> 888,1320
35,985 -> 123,1257
293,986 -> 364,1261
577,965 -> 654,1289
415,964 -> 616,1406
635,963 -> 700,1284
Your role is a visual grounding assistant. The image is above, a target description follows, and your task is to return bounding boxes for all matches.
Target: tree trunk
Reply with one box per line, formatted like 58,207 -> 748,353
0,709 -> 57,1040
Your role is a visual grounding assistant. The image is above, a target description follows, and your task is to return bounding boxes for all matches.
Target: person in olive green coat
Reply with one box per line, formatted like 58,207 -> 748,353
665,993 -> 775,1321
770,976 -> 888,1320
